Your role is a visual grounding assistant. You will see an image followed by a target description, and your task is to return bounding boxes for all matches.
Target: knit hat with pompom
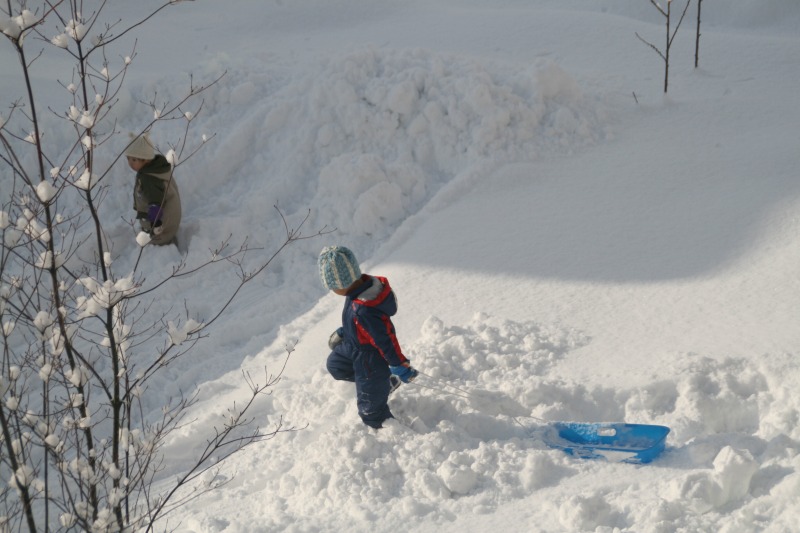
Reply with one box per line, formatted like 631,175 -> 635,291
125,133 -> 155,160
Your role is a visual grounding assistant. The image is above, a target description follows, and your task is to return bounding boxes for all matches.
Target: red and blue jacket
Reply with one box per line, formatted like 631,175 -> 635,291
341,274 -> 408,367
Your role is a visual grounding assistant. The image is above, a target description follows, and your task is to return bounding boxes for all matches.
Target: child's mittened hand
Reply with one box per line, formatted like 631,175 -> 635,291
390,364 -> 418,383
328,328 -> 344,349
147,203 -> 163,223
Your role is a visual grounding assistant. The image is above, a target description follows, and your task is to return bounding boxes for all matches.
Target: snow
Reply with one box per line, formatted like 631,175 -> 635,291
2,0 -> 800,531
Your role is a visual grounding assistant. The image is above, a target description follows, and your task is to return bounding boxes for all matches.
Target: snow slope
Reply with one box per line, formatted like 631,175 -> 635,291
2,1 -> 800,532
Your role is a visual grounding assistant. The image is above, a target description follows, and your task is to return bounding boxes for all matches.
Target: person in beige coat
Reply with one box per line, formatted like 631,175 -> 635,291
125,134 -> 181,246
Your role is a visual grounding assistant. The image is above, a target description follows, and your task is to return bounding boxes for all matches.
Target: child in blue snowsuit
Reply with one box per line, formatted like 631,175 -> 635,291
318,246 -> 418,429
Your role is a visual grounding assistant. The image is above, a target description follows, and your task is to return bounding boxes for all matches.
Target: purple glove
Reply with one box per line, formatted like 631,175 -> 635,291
147,204 -> 163,225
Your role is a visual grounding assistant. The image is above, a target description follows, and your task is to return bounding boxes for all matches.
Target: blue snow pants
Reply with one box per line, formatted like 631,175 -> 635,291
327,342 -> 393,428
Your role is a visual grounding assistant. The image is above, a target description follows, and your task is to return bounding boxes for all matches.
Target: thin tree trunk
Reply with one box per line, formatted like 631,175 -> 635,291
664,1 -> 671,93
695,0 -> 703,68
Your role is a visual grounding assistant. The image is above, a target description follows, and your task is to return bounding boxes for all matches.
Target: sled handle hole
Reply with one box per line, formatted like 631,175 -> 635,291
598,428 -> 617,437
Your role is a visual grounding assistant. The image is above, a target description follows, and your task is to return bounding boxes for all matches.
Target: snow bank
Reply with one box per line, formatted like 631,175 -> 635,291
162,46 -> 607,248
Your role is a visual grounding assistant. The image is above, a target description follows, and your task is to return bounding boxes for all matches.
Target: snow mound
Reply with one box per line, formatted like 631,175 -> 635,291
126,46 -> 608,254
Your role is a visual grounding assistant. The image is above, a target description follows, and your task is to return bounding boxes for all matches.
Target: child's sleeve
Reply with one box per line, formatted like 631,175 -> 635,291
354,310 -> 408,367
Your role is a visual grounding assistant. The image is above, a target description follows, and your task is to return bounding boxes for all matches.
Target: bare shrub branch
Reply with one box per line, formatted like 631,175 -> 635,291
1,2 -> 325,531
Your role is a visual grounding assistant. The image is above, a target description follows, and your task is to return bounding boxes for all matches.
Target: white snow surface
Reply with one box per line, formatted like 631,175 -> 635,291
3,0 -> 800,531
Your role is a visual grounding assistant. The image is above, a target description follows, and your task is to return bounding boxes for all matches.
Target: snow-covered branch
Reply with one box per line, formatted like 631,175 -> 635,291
1,1 -> 320,531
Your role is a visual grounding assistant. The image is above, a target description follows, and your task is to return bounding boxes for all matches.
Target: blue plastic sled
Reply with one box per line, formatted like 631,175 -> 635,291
544,422 -> 670,464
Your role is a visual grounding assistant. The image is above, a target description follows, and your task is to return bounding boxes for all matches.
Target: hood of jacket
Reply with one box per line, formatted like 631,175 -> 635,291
138,154 -> 173,181
349,275 -> 397,317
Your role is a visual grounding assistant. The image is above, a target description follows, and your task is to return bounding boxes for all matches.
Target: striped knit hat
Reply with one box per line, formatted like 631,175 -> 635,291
318,246 -> 361,290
